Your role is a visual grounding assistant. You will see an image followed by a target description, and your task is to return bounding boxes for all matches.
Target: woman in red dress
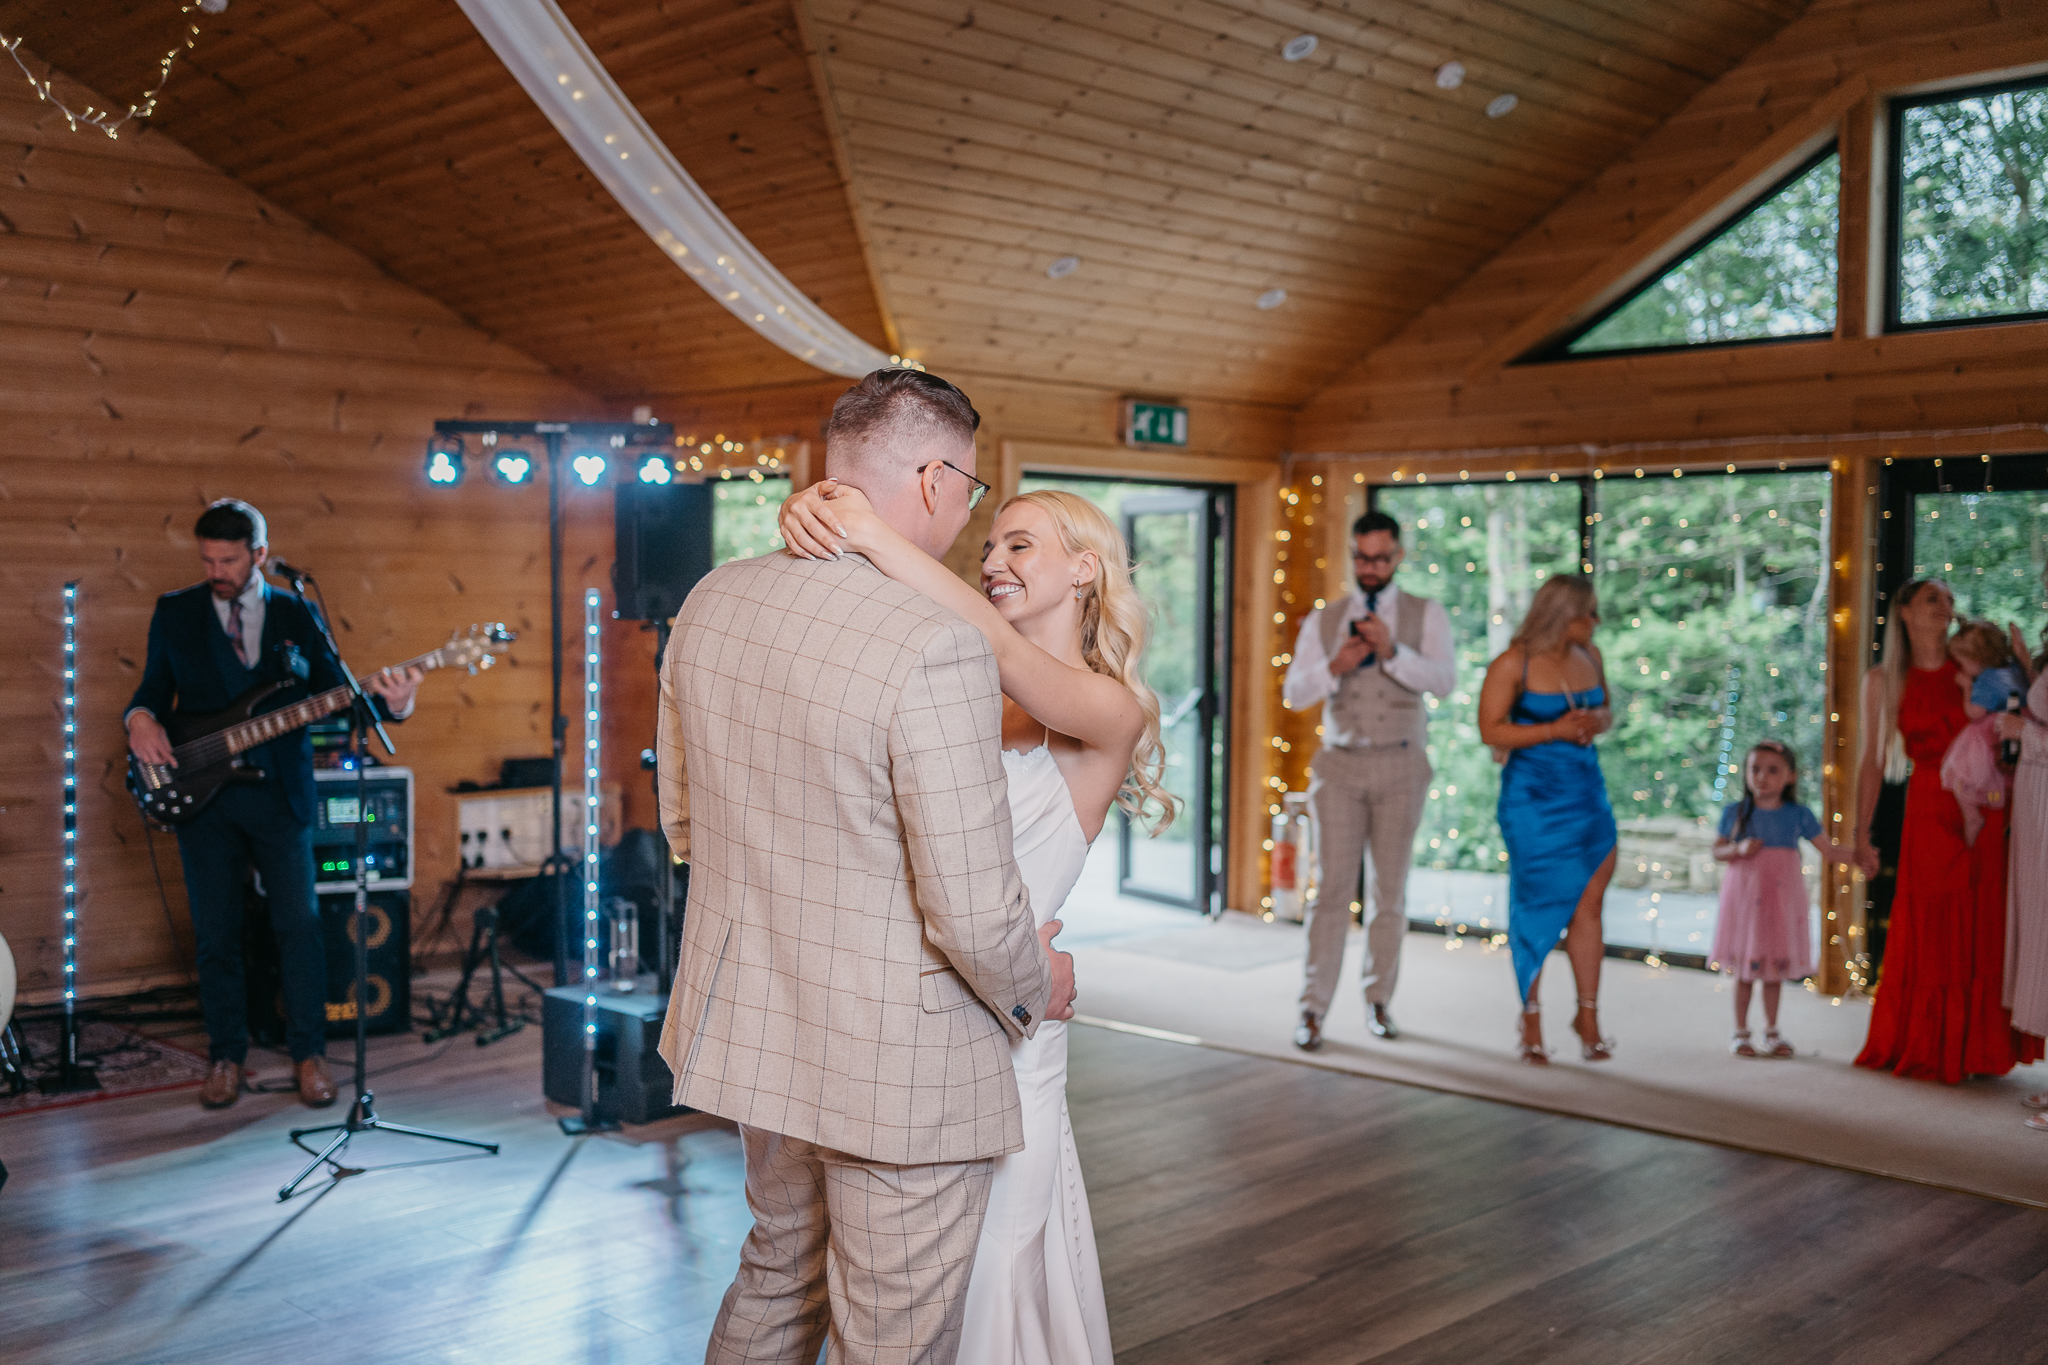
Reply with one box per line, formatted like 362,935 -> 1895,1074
1854,579 -> 2043,1082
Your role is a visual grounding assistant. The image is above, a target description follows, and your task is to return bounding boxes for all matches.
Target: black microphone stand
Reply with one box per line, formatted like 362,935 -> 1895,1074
275,565 -> 499,1201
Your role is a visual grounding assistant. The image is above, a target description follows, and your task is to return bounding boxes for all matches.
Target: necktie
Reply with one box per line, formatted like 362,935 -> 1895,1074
227,598 -> 252,668
1360,591 -> 1379,668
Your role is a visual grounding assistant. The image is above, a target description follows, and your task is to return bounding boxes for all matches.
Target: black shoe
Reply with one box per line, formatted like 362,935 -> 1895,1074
1294,1011 -> 1323,1052
1367,1004 -> 1400,1040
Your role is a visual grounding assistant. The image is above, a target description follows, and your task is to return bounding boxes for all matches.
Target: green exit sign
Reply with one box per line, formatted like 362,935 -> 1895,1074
1124,400 -> 1188,447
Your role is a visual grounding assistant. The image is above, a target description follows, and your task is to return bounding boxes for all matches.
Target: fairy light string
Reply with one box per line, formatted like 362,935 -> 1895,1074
2,3 -> 215,141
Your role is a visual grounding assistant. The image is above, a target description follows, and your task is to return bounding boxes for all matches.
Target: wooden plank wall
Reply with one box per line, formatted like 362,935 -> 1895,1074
1292,0 -> 2048,455
0,77 -> 644,1002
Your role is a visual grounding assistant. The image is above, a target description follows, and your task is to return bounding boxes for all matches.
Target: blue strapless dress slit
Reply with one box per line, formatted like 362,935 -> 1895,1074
1498,688 -> 1617,1001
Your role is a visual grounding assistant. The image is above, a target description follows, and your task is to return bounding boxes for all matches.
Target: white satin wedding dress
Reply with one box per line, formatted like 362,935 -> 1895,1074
957,743 -> 1114,1364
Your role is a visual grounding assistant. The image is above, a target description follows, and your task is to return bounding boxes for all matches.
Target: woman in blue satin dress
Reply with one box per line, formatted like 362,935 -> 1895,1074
1477,576 -> 1619,1065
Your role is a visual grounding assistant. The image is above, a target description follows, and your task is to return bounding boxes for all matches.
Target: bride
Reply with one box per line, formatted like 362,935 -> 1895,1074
781,478 -> 1175,1364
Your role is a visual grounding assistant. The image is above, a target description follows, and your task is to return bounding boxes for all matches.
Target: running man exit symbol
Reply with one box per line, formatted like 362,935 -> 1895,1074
1124,401 -> 1188,448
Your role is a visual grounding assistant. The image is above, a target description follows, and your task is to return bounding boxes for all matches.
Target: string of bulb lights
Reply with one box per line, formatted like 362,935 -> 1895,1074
1,0 -> 224,140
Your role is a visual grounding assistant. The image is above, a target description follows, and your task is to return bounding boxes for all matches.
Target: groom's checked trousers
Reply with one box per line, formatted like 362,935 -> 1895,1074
707,1126 -> 994,1365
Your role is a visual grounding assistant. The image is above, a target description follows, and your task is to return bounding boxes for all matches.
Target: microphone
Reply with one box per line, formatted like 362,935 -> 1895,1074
269,559 -> 314,584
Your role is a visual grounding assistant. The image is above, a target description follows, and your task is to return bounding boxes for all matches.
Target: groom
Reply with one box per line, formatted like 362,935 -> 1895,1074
656,367 -> 1075,1364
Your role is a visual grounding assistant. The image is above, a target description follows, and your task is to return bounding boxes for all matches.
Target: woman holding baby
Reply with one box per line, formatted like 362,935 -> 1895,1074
1853,578 -> 2043,1084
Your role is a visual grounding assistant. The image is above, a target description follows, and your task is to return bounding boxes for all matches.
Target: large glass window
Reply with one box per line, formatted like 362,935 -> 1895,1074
1558,149 -> 1839,356
1909,489 -> 2048,624
1892,77 -> 2048,328
1594,471 -> 1832,959
1372,482 -> 1585,888
1367,470 -> 1830,964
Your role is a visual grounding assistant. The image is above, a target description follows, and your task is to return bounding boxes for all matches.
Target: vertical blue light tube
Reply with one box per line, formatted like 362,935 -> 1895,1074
62,582 -> 79,1057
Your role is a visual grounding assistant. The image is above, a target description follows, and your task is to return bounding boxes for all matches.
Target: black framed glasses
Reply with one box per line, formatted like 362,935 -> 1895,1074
918,459 -> 992,510
1351,551 -> 1397,567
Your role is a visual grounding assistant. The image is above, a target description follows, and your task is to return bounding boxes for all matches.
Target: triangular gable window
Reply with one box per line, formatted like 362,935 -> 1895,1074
1545,147 -> 1840,358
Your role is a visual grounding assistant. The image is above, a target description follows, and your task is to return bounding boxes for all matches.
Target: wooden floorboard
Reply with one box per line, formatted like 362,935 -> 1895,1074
2,1019 -> 2045,1363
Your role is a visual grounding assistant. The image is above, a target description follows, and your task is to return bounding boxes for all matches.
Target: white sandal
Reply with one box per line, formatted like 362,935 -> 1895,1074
2022,1092 -> 2048,1111
1517,1001 -> 1549,1066
1575,997 -> 1614,1062
1730,1029 -> 1758,1059
1762,1029 -> 1795,1059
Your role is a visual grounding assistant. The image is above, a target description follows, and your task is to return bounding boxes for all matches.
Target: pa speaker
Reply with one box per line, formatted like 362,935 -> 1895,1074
614,482 -> 714,622
246,888 -> 413,1042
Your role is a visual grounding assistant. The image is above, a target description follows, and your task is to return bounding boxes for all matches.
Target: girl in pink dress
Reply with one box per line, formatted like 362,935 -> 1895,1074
1711,740 -> 1858,1058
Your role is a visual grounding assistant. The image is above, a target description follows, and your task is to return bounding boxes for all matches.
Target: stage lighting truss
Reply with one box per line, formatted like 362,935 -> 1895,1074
581,591 -> 603,1055
61,583 -> 78,1007
424,435 -> 465,485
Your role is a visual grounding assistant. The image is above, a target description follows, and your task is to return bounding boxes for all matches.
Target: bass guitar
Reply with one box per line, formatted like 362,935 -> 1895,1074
127,623 -> 513,829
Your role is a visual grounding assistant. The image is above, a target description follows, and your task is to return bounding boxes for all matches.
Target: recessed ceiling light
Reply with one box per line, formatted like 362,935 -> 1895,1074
1046,255 -> 1080,279
1281,34 -> 1318,62
1435,61 -> 1465,90
1486,93 -> 1519,118
1256,288 -> 1288,310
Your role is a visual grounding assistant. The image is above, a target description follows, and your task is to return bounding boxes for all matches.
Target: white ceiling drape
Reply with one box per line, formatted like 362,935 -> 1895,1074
458,0 -> 895,379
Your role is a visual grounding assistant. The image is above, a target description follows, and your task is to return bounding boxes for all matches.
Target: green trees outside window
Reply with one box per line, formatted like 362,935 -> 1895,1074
1566,151 -> 1839,355
1374,472 -> 1831,881
1895,79 -> 2048,327
712,474 -> 790,565
1908,491 -> 2048,626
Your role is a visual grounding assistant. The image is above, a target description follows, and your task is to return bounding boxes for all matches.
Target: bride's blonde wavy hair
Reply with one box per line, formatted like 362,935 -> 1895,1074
998,490 -> 1179,834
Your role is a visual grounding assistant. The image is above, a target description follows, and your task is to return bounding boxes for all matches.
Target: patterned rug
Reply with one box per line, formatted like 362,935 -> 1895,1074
0,1017 -> 211,1117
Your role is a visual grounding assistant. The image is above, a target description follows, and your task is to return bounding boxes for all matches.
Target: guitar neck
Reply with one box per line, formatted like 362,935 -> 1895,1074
218,649 -> 443,757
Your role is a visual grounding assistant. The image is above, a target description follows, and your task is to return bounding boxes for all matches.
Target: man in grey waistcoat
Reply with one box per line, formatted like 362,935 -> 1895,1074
1282,509 -> 1456,1050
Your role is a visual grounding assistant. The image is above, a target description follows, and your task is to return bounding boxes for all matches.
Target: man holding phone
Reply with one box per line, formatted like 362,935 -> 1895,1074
1282,509 -> 1456,1050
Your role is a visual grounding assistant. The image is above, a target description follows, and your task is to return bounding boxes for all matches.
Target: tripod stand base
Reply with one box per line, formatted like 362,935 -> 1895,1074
558,1112 -> 622,1136
278,1088 -> 500,1201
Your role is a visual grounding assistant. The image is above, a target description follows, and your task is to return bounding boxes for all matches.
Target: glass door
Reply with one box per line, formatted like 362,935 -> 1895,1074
1018,475 -> 1233,916
1116,490 -> 1228,913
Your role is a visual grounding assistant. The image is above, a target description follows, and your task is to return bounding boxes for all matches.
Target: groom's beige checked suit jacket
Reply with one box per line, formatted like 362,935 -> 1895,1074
655,550 -> 1052,1165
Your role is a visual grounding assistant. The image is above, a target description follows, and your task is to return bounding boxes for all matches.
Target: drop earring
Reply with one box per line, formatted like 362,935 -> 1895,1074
1073,581 -> 1084,601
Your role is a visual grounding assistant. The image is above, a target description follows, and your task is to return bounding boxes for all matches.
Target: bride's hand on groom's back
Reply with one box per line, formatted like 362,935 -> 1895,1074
780,479 -> 876,559
1040,918 -> 1076,1021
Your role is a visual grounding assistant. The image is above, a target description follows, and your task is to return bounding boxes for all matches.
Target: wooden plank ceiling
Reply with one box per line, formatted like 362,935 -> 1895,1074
0,0 -> 892,401
0,0 -> 1805,410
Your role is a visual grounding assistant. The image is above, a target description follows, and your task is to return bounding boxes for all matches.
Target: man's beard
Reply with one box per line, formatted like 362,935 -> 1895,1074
1356,574 -> 1390,595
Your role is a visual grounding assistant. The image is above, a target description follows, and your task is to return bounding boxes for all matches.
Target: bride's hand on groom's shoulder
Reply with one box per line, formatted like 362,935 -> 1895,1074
780,479 -> 876,559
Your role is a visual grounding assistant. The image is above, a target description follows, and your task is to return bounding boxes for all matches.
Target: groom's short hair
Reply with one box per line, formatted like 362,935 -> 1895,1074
825,369 -> 981,479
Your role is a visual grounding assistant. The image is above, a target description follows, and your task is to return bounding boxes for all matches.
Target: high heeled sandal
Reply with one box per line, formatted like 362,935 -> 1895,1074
1517,1001 -> 1549,1066
1729,1029 -> 1758,1058
1762,1028 -> 1795,1059
1575,998 -> 1615,1063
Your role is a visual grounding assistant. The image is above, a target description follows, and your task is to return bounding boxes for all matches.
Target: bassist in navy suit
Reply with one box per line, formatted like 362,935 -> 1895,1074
125,500 -> 421,1109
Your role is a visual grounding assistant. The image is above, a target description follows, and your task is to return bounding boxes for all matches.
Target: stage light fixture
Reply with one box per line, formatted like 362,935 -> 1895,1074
572,453 -> 607,486
424,435 -> 465,485
637,455 -> 672,485
491,450 -> 535,485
